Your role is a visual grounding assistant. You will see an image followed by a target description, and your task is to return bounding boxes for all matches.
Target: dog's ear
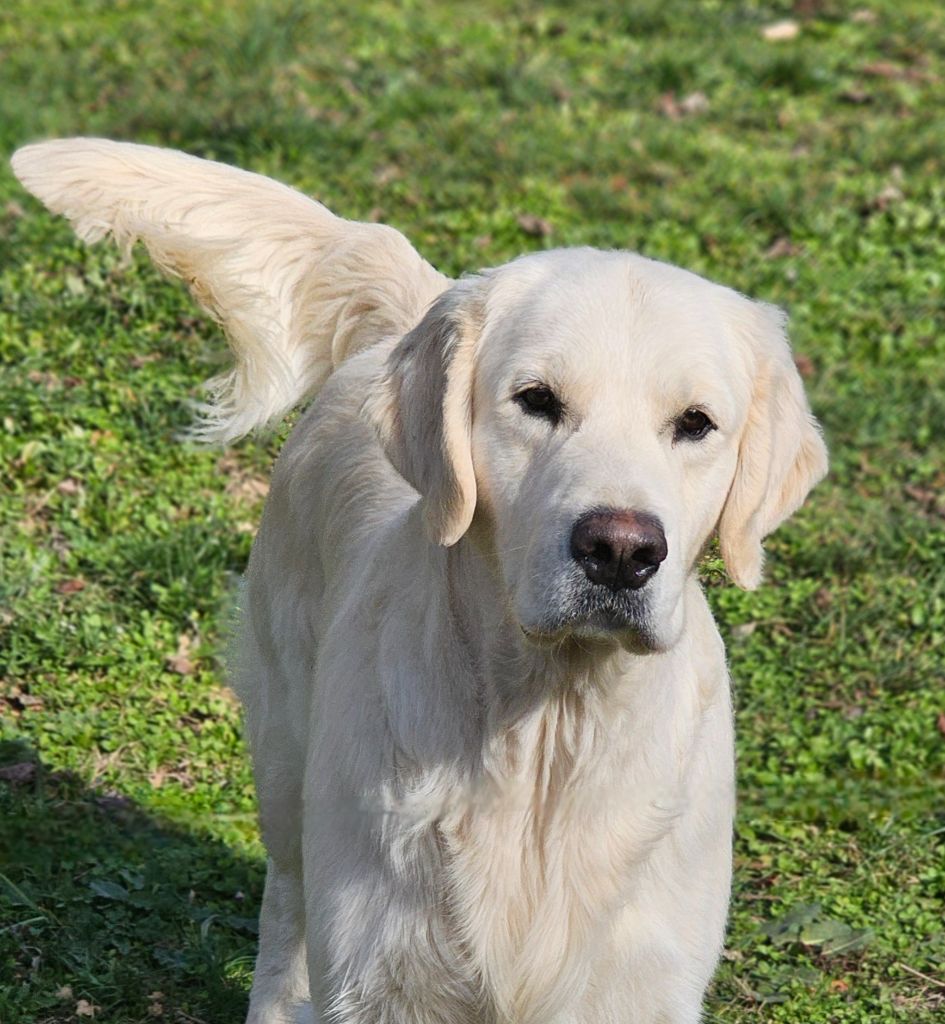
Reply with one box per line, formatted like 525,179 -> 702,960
366,278 -> 484,547
718,301 -> 828,590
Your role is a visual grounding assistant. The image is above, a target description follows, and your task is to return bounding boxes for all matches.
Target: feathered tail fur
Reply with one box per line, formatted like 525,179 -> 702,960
11,138 -> 448,442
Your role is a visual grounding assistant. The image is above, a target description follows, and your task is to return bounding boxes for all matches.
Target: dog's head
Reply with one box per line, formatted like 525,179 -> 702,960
371,248 -> 827,652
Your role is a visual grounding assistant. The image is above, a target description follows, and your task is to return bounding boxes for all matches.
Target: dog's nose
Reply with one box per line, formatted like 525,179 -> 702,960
570,510 -> 668,591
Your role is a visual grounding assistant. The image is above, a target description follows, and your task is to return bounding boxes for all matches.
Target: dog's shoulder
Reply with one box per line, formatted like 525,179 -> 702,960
250,338 -> 419,616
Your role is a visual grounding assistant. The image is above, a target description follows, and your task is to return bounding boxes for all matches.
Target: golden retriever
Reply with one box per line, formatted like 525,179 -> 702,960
13,139 -> 827,1024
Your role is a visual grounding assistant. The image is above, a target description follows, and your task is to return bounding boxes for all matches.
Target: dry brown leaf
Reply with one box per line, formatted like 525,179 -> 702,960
75,999 -> 98,1017
659,91 -> 709,119
862,60 -> 902,79
679,91 -> 709,115
56,578 -> 86,595
904,483 -> 936,507
766,237 -> 803,259
373,164 -> 401,186
516,214 -> 553,238
219,454 -> 270,504
870,184 -> 904,211
27,369 -> 60,388
794,353 -> 815,379
234,477 -> 269,502
840,87 -> 873,105
167,634 -> 196,676
657,92 -> 680,120
128,353 -> 162,368
551,81 -> 572,103
762,20 -> 800,41
15,692 -> 44,711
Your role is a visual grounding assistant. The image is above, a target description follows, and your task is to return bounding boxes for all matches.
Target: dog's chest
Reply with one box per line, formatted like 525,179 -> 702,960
432,689 -> 695,1022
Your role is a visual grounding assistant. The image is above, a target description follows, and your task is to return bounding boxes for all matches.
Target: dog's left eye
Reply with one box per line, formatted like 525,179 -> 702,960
674,408 -> 715,442
515,385 -> 563,425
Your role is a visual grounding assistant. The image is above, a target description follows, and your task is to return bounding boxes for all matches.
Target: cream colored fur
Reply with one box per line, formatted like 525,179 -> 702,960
13,139 -> 828,1024
11,138 -> 445,441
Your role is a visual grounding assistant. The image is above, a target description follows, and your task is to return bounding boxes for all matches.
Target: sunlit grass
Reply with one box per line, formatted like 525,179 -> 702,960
1,1 -> 943,1021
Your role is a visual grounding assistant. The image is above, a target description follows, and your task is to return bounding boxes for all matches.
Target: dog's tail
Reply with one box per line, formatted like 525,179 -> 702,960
11,138 -> 449,442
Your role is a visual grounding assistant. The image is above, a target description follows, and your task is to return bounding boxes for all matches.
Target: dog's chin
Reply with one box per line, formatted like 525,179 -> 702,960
519,608 -> 667,655
515,573 -> 686,655
575,615 -> 668,654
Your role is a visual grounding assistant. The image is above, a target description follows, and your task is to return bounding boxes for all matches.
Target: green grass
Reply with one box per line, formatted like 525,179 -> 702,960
1,1 -> 943,1021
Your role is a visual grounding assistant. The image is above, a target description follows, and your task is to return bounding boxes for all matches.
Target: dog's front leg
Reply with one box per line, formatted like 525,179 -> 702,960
245,857 -> 309,1024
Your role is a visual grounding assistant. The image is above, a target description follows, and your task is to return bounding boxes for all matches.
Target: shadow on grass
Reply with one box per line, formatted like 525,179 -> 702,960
0,739 -> 262,1024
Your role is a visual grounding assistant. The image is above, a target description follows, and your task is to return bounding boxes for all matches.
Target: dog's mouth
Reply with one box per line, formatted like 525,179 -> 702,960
520,585 -> 662,652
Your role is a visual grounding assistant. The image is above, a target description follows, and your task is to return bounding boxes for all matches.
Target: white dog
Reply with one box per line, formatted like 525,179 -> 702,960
13,139 -> 827,1024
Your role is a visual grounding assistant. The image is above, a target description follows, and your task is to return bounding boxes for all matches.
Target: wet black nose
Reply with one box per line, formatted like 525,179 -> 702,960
570,510 -> 668,591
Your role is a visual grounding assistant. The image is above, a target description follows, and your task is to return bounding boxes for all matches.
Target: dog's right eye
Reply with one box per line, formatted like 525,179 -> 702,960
514,385 -> 563,424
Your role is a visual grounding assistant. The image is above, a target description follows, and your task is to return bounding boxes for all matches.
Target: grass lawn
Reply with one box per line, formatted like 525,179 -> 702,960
1,1 -> 943,1021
